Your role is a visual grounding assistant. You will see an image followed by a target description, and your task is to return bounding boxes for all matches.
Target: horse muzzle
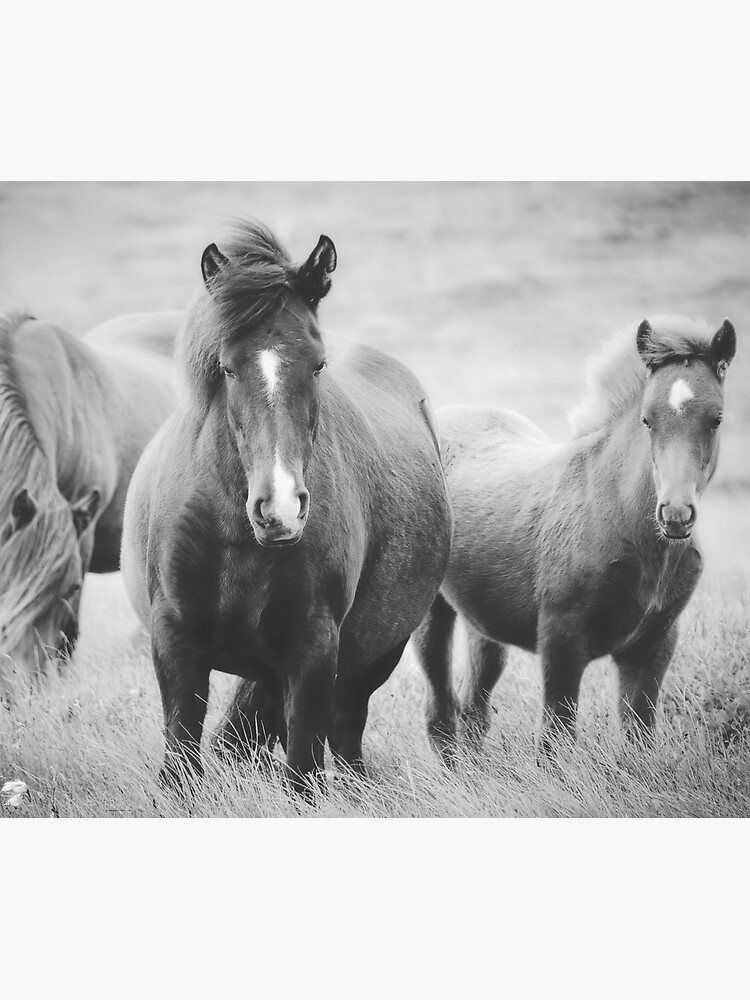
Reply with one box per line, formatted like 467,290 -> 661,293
657,501 -> 696,541
247,484 -> 310,548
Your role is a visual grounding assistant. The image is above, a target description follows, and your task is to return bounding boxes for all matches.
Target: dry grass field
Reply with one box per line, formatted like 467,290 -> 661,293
1,181 -> 749,817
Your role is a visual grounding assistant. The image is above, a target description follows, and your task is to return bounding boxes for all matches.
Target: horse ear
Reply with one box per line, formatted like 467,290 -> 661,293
636,320 -> 657,368
710,319 -> 737,379
72,489 -> 101,536
298,235 -> 337,307
10,489 -> 37,532
201,243 -> 229,292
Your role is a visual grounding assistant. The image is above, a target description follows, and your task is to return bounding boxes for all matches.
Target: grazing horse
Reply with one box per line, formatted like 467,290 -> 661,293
121,220 -> 452,794
413,316 -> 737,758
0,310 -> 180,701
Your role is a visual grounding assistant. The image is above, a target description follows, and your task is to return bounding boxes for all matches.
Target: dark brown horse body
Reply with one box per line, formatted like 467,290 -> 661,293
122,222 -> 452,792
413,316 -> 736,757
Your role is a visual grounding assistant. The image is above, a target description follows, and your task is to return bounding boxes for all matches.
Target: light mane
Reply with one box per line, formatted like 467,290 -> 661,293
0,312 -> 79,657
569,315 -> 715,437
178,220 -> 304,409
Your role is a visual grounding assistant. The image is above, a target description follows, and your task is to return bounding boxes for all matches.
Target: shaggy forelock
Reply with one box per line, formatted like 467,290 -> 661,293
179,219 -> 311,405
212,220 -> 297,332
569,316 -> 716,436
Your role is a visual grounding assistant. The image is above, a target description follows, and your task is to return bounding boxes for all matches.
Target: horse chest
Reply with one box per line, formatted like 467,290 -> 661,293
587,546 -> 701,657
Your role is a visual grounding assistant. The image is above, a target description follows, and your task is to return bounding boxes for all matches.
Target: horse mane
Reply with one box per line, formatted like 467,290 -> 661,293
179,219 -> 303,407
0,312 -> 79,654
569,315 -> 716,437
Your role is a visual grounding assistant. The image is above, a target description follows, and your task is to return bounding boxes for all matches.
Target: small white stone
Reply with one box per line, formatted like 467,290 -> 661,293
2,780 -> 28,807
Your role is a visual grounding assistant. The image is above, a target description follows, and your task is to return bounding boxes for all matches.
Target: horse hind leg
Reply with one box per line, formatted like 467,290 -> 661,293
460,627 -> 507,752
216,678 -> 283,766
411,593 -> 460,765
614,622 -> 678,743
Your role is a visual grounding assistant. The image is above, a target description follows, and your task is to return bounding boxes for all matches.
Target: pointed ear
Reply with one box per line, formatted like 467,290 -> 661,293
710,319 -> 737,379
201,243 -> 229,292
10,489 -> 37,532
636,320 -> 657,368
72,489 -> 101,536
298,235 -> 337,307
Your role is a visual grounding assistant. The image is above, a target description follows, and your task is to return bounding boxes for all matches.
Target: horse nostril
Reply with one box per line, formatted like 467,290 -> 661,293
298,490 -> 310,520
686,504 -> 697,527
253,498 -> 267,524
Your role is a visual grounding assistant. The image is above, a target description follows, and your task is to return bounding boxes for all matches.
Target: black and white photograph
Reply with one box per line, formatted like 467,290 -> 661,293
3,6 -> 749,996
1,181 -> 748,818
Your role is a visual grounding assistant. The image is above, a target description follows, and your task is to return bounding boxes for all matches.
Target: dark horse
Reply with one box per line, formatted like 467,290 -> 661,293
0,310 -> 180,701
413,316 -> 737,758
122,221 -> 452,793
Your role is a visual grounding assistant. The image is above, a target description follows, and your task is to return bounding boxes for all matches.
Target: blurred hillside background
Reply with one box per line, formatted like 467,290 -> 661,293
1,181 -> 748,573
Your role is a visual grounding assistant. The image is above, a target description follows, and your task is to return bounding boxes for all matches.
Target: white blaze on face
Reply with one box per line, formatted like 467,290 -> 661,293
258,348 -> 280,400
245,451 -> 300,529
669,377 -> 694,413
271,451 -> 301,526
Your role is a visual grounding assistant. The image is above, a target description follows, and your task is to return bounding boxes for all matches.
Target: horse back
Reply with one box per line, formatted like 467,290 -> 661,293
85,312 -> 182,567
84,310 -> 183,359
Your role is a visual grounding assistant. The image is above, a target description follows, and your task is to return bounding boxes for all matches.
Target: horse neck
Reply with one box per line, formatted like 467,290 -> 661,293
14,322 -> 118,499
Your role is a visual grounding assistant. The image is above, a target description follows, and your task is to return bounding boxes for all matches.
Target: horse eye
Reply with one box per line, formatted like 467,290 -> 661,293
313,361 -> 327,377
220,363 -> 236,379
711,415 -> 723,430
642,416 -> 652,429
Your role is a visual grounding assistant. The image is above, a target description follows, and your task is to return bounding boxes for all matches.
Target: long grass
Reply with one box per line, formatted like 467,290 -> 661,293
2,565 -> 749,818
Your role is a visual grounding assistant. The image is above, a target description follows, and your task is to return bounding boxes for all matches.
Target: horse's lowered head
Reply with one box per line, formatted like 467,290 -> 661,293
0,481 -> 101,690
637,317 -> 737,541
198,225 -> 337,547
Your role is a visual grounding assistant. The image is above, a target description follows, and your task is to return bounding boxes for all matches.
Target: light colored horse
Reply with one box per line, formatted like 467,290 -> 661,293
0,310 -> 181,699
413,316 -> 737,757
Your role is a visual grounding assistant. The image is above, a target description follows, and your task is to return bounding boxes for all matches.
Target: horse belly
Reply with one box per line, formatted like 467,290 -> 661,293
440,464 -> 542,652
443,552 -> 539,651
339,485 -> 452,667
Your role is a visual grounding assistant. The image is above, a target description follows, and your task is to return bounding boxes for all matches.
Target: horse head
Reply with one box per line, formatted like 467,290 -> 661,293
0,484 -> 100,690
637,318 -> 736,541
200,230 -> 336,547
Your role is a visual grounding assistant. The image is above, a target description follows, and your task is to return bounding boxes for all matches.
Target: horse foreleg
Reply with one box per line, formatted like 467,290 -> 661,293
411,593 -> 460,765
329,638 -> 409,775
614,622 -> 678,740
152,614 -> 210,790
538,627 -> 587,755
283,626 -> 338,798
460,627 -> 507,751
